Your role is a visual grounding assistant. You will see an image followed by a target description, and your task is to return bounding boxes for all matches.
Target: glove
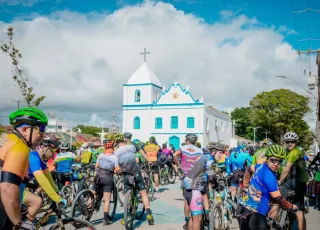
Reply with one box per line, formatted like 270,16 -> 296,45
59,198 -> 68,208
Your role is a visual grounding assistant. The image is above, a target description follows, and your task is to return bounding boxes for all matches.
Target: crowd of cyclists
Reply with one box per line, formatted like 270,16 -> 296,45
0,107 -> 320,230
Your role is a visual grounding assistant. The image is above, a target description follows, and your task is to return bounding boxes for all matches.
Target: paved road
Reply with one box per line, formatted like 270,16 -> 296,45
86,181 -> 320,230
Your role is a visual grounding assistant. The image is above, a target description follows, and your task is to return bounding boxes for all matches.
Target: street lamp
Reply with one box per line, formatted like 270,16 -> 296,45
276,76 -> 316,99
97,120 -> 108,146
249,126 -> 260,146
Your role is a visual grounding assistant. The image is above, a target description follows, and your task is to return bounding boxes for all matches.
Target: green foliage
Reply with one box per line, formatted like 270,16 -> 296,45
0,27 -> 45,107
74,125 -> 108,137
249,89 -> 311,146
0,126 -> 5,135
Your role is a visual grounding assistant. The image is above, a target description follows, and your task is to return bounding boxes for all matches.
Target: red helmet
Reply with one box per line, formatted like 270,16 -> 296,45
103,139 -> 114,149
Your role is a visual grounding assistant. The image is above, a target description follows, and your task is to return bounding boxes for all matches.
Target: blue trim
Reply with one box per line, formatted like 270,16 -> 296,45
122,103 -> 204,107
171,116 -> 178,129
151,132 -> 204,134
133,116 -> 140,129
155,117 -> 162,129
153,82 -> 201,104
123,83 -> 162,89
187,117 -> 195,128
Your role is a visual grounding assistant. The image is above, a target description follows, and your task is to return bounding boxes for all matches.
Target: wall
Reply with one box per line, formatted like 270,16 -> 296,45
47,119 -> 69,133
123,85 -> 162,105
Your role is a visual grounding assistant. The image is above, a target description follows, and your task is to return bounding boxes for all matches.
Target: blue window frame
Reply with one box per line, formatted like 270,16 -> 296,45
135,90 -> 141,102
171,116 -> 178,129
187,117 -> 195,128
155,117 -> 162,129
134,116 -> 140,129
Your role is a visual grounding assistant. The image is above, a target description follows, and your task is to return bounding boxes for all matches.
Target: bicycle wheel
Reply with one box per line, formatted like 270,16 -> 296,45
117,178 -> 125,207
145,177 -> 155,201
160,168 -> 167,186
49,218 -> 96,229
70,189 -> 95,222
209,204 -> 223,230
304,197 -> 309,214
60,184 -> 74,205
167,166 -> 177,184
109,183 -> 118,220
124,190 -> 135,230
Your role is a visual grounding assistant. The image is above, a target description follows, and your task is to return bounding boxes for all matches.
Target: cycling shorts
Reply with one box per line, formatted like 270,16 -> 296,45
96,174 -> 114,193
183,189 -> 203,216
231,170 -> 244,187
280,179 -> 306,211
151,161 -> 159,173
123,171 -> 146,192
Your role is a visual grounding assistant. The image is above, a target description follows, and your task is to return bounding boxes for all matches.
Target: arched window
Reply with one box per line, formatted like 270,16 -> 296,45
135,90 -> 141,102
134,116 -> 140,129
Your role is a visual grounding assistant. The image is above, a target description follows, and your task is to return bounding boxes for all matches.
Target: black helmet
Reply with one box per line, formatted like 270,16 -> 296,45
41,137 -> 59,149
185,133 -> 198,145
59,140 -> 71,150
206,142 -> 225,152
123,132 -> 132,139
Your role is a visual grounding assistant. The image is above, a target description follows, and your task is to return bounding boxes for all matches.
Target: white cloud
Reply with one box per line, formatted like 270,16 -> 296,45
0,1 -> 317,129
0,0 -> 41,7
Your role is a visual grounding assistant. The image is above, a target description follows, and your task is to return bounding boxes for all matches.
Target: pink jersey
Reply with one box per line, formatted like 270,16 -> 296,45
179,144 -> 203,174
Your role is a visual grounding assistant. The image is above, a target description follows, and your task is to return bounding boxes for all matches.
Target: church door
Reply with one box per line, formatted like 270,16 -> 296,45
169,136 -> 180,151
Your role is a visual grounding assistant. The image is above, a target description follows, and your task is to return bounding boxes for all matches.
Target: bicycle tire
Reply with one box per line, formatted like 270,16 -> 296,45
209,204 -> 223,230
160,168 -> 167,186
167,167 -> 177,184
49,217 -> 96,230
124,190 -> 134,230
146,177 -> 155,201
60,184 -> 74,205
117,178 -> 125,207
110,182 -> 118,220
70,189 -> 95,222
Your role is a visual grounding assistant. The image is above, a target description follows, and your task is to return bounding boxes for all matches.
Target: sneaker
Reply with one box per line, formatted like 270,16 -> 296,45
103,220 -> 113,225
147,214 -> 154,225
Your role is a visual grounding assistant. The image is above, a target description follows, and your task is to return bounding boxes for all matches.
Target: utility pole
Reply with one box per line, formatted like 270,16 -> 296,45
250,127 -> 260,146
110,112 -> 118,134
13,100 -> 23,109
97,120 -> 107,145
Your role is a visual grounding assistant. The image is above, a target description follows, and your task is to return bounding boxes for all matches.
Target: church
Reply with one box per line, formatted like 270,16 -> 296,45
122,50 -> 232,150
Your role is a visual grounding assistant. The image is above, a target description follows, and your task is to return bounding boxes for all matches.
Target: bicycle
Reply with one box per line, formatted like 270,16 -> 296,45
27,202 -> 96,229
69,177 -> 118,227
122,173 -> 146,230
159,160 -> 177,185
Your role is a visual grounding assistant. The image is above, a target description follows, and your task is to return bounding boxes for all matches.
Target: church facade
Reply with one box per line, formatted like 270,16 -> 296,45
122,62 -> 232,150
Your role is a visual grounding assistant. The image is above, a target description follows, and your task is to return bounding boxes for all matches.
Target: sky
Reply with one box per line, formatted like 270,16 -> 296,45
0,0 -> 319,130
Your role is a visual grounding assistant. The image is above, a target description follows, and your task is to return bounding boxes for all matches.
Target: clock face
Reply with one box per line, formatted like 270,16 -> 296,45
172,92 -> 179,99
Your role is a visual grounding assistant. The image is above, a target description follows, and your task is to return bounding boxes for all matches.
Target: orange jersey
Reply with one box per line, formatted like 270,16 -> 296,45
0,133 -> 30,202
143,143 -> 160,162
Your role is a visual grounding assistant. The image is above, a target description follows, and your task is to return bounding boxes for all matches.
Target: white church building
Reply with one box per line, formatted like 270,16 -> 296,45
122,59 -> 232,150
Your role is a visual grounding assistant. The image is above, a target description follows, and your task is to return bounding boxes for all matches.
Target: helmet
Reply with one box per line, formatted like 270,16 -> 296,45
206,142 -> 225,152
41,136 -> 59,149
81,143 -> 88,149
9,107 -> 48,127
149,136 -> 156,143
195,142 -> 201,148
103,139 -> 114,149
284,132 -> 299,142
265,145 -> 286,159
88,142 -> 94,148
60,140 -> 71,150
185,133 -> 198,144
262,138 -> 273,146
114,134 -> 124,143
123,132 -> 132,139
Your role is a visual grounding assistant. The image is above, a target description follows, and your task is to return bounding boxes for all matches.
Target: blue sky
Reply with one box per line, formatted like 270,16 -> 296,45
1,0 -> 319,50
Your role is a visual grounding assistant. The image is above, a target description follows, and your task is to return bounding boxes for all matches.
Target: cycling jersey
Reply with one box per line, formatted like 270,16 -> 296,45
143,143 -> 161,162
97,153 -> 120,172
217,154 -> 227,169
284,148 -> 308,183
227,151 -> 252,174
81,149 -> 93,164
135,152 -> 145,163
114,143 -> 139,173
176,144 -> 203,175
29,150 -> 47,178
241,163 -> 278,216
252,148 -> 267,165
0,133 -> 29,203
54,151 -> 77,173
91,150 -> 101,164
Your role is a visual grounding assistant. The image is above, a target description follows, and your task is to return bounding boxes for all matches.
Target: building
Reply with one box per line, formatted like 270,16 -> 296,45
47,119 -> 68,133
122,61 -> 232,150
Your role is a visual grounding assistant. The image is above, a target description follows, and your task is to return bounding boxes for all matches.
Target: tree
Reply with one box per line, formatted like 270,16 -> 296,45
249,89 -> 311,146
1,27 -> 45,107
74,125 -> 109,137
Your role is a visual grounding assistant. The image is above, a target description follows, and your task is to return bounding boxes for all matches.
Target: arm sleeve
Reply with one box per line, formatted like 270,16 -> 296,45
252,154 -> 257,165
33,171 -> 62,203
243,165 -> 255,188
43,169 -> 59,192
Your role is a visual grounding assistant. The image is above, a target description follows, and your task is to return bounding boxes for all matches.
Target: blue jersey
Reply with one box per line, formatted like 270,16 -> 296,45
29,150 -> 47,178
54,152 -> 76,173
227,151 -> 252,174
241,164 -> 278,215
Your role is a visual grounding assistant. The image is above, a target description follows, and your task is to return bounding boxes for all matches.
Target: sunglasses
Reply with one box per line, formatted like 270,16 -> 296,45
33,125 -> 47,134
269,158 -> 283,165
285,141 -> 296,144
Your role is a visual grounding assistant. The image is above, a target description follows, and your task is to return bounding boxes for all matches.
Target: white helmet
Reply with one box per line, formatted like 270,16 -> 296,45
81,143 -> 88,149
284,132 -> 299,142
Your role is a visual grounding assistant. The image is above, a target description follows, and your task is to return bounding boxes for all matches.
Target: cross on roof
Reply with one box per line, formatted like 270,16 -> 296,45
140,48 -> 150,62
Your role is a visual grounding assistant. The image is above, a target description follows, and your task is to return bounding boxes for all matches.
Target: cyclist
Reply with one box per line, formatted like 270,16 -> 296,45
173,134 -> 216,230
252,138 -> 273,165
95,139 -> 120,225
0,107 -> 48,230
143,136 -> 161,193
81,142 -> 94,166
278,132 -> 308,230
123,132 -> 148,160
54,141 -> 80,190
227,142 -> 252,203
114,134 -> 154,225
158,143 -> 174,169
24,137 -> 67,225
